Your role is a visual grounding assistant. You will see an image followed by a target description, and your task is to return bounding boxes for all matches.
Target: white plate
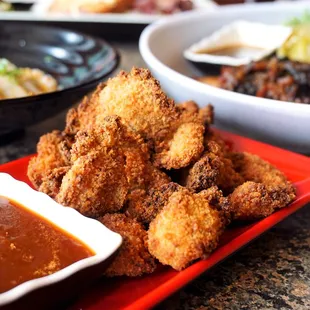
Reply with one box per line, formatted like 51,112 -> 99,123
21,0 -> 217,24
4,0 -> 40,3
139,2 -> 310,153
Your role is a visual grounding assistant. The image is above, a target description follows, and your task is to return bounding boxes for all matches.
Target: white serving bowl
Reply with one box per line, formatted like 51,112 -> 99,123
139,2 -> 310,153
0,173 -> 122,309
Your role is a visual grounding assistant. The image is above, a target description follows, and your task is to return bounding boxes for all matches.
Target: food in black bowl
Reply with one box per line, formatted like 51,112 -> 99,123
0,22 -> 119,135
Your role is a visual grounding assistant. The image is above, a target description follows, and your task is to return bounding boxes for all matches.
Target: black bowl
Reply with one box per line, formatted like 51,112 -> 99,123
0,22 -> 119,135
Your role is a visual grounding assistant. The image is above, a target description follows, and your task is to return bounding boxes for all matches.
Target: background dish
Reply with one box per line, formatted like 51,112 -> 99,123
1,130 -> 309,309
0,22 -> 118,135
139,2 -> 310,153
31,0 -> 217,23
0,0 -> 217,26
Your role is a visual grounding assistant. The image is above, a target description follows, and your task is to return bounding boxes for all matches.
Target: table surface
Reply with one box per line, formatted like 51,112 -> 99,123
1,42 -> 309,310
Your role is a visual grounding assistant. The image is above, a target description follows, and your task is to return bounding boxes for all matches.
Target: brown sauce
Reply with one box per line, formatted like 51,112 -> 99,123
0,196 -> 94,294
198,45 -> 266,59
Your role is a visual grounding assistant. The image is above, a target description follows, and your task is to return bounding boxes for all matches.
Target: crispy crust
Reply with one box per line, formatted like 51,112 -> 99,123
148,187 -> 225,271
228,152 -> 296,220
69,68 -> 207,169
186,141 -> 244,194
56,116 -> 169,218
27,130 -> 72,189
100,214 -> 156,277
125,182 -> 181,224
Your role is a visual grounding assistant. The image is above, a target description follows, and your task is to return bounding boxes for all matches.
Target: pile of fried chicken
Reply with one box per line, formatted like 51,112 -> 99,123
28,68 -> 296,276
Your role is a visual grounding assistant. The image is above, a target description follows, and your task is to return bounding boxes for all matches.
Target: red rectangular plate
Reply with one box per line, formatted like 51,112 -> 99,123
1,129 -> 310,310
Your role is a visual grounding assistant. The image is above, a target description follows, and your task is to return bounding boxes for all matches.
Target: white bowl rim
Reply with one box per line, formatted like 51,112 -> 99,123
139,2 -> 310,115
0,172 -> 122,307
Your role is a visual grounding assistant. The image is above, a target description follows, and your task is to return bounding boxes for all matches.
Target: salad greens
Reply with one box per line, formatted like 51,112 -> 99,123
277,11 -> 310,64
285,10 -> 310,26
0,1 -> 12,12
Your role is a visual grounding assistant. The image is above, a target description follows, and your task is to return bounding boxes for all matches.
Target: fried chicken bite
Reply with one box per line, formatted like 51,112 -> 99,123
230,152 -> 294,189
100,214 -> 156,277
56,116 -> 169,218
186,141 -> 244,194
177,101 -> 214,126
64,84 -> 106,136
204,128 -> 230,154
148,186 -> 225,271
125,182 -> 181,224
27,130 -> 72,189
228,152 -> 296,220
67,68 -> 208,170
229,181 -> 295,221
39,166 -> 70,198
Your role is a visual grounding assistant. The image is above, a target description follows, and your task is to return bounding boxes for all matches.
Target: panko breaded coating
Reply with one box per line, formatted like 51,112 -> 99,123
67,68 -> 207,170
148,186 -> 225,270
99,214 -> 156,277
231,152 -> 295,189
229,181 -> 295,220
199,186 -> 231,222
56,116 -> 169,218
228,152 -> 296,220
178,101 -> 214,127
39,166 -> 70,198
186,141 -> 244,194
27,130 -> 72,190
64,84 -> 106,136
125,182 -> 181,224
204,129 -> 230,155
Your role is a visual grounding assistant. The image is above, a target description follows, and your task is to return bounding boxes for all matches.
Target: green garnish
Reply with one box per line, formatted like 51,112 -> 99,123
0,2 -> 12,12
278,11 -> 310,63
286,10 -> 310,26
0,59 -> 21,81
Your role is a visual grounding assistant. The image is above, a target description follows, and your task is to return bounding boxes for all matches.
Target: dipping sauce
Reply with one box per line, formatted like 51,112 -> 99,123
198,45 -> 267,59
0,196 -> 94,294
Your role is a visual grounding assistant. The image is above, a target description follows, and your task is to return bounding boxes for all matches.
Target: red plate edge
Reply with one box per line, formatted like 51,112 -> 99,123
1,131 -> 310,310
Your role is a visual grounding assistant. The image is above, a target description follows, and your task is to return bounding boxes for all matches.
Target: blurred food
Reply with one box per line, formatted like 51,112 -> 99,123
28,68 -> 296,274
190,12 -> 310,103
0,1 -> 11,11
134,0 -> 193,14
277,11 -> 310,63
285,10 -> 310,27
196,57 -> 310,104
0,59 -> 58,100
49,0 -> 193,14
219,57 -> 310,103
49,0 -> 134,13
278,26 -> 310,64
